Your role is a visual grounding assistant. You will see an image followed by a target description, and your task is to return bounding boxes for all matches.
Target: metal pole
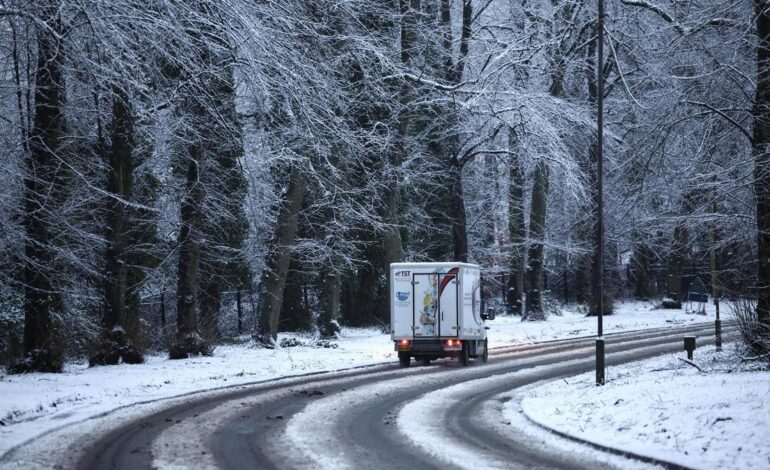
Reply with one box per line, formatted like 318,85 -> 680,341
596,0 -> 606,386
711,198 -> 722,351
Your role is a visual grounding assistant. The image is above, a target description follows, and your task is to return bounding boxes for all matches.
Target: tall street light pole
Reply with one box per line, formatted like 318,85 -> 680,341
711,197 -> 722,351
596,0 -> 606,386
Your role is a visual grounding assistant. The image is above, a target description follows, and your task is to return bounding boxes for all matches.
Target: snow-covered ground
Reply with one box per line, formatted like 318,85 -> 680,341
517,343 -> 770,469
0,299 -> 720,458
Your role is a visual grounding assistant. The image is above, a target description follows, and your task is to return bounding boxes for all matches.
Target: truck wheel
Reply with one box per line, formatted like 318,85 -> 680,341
481,338 -> 489,363
398,352 -> 411,368
459,341 -> 470,366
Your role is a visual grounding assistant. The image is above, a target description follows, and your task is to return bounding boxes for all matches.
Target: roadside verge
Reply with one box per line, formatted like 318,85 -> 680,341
515,343 -> 769,470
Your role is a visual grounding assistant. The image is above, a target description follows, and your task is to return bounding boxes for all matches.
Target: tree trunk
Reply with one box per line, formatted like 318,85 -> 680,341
381,0 -> 419,268
255,167 -> 305,347
450,158 -> 469,262
319,270 -> 342,339
170,140 -> 208,359
441,0 -> 472,263
575,254 -> 591,304
563,268 -> 569,303
630,239 -> 655,299
14,8 -> 65,373
507,128 -> 526,315
236,290 -> 243,335
199,280 -> 222,342
197,49 -> 250,340
91,86 -> 144,366
383,191 -> 404,266
755,0 -> 770,330
525,160 -> 549,320
280,260 -> 312,332
663,221 -> 687,308
160,291 -> 166,331
360,244 -> 386,325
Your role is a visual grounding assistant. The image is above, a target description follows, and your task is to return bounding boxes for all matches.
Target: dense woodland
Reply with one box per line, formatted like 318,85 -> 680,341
0,0 -> 768,372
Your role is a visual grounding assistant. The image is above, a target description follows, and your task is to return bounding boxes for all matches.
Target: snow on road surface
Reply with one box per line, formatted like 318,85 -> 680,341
397,364 -> 650,470
517,344 -> 770,470
281,376 -> 412,469
0,300 -> 720,458
397,338 -> 713,470
150,366 -> 426,470
282,338 -> 635,469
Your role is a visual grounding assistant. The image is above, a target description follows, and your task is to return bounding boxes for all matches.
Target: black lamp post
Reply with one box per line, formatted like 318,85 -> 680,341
596,0 -> 606,386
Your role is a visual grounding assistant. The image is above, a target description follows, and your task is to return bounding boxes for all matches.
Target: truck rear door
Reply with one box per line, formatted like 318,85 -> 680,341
438,273 -> 459,337
391,268 -> 414,338
412,273 -> 438,337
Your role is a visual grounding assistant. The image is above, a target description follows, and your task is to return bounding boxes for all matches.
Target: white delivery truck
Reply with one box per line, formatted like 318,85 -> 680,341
390,262 -> 495,367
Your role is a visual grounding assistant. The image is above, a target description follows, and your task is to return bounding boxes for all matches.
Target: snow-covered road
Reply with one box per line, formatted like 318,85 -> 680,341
1,322 -> 734,470
0,300 -> 723,461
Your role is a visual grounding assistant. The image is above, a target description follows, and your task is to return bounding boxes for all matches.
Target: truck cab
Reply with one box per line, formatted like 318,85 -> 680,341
390,262 -> 494,367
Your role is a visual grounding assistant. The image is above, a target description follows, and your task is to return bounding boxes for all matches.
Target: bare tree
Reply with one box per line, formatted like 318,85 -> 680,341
13,2 -> 66,373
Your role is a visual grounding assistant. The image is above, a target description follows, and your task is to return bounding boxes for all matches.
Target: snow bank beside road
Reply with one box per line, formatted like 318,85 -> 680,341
0,327 -> 392,458
518,345 -> 770,469
491,299 -> 723,346
0,300 -> 719,458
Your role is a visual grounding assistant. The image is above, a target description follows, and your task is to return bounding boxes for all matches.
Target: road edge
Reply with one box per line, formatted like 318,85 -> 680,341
521,412 -> 696,470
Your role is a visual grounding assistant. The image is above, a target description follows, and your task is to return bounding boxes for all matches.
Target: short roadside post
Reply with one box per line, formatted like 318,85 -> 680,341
596,337 -> 605,385
684,336 -> 696,360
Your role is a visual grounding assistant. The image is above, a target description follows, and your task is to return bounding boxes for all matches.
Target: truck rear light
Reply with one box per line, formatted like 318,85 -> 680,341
395,339 -> 411,352
445,339 -> 461,347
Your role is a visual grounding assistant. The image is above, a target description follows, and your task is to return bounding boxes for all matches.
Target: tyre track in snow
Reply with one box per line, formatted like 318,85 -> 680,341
332,324 -> 736,470
74,364 -> 422,470
61,322 -> 730,470
208,323 -> 727,470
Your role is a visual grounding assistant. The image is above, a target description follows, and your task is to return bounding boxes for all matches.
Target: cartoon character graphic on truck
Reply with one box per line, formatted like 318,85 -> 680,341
419,274 -> 438,335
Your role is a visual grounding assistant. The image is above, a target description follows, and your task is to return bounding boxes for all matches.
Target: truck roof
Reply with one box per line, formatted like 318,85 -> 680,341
390,262 -> 480,269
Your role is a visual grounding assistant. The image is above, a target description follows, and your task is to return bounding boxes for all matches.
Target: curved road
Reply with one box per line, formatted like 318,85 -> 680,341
6,323 -> 733,470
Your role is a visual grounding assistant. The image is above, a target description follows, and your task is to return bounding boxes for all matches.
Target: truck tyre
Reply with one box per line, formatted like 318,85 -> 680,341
398,352 -> 411,368
481,338 -> 488,363
459,341 -> 470,366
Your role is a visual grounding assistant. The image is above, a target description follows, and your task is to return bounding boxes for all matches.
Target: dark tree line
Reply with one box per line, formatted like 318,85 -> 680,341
0,0 -> 767,372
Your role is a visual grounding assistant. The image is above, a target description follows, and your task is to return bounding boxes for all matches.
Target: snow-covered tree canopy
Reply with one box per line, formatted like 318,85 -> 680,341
0,0 -> 761,370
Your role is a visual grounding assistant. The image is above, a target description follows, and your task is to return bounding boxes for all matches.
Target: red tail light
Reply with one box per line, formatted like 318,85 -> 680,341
445,339 -> 461,347
398,339 -> 410,346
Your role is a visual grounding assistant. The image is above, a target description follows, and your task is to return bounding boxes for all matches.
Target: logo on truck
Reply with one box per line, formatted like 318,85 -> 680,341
396,291 -> 410,301
395,270 -> 410,277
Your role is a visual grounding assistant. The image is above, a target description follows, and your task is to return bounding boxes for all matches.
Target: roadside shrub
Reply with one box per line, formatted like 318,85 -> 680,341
279,337 -> 304,348
169,332 -> 213,359
729,298 -> 770,362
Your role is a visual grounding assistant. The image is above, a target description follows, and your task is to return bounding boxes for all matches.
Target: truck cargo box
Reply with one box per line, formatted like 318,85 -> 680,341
390,262 -> 493,367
